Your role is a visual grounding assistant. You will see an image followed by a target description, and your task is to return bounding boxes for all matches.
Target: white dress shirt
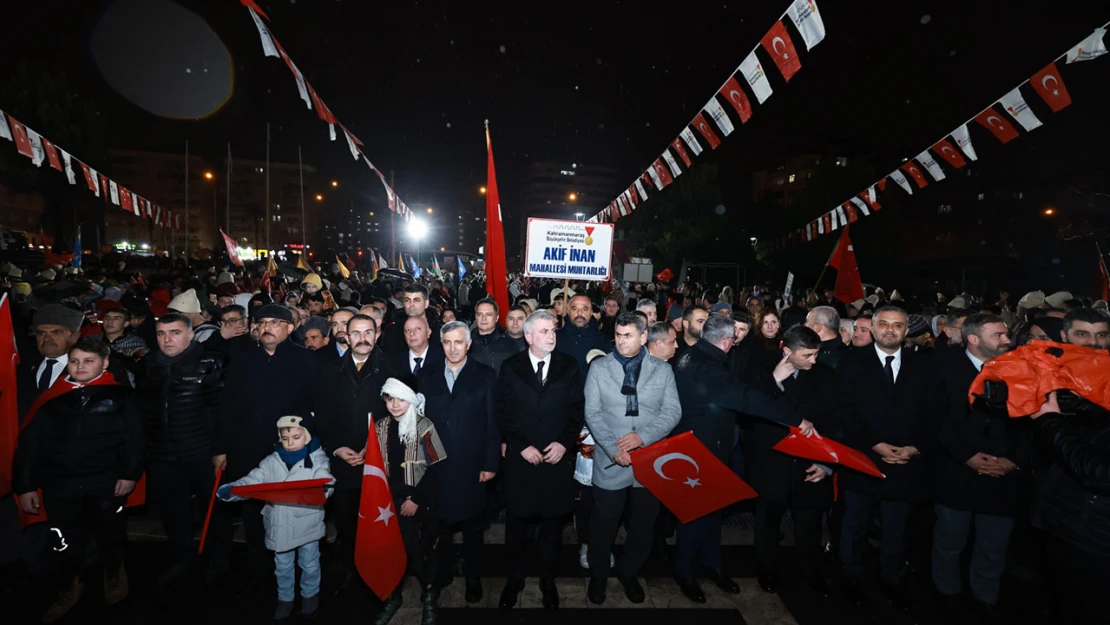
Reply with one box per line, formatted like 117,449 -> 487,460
874,344 -> 902,382
36,353 -> 69,390
966,349 -> 985,372
408,346 -> 430,374
528,350 -> 552,383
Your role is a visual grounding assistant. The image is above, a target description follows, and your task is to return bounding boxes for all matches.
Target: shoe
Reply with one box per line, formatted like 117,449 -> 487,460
757,571 -> 778,594
273,599 -> 295,623
420,585 -> 439,625
41,577 -> 82,624
539,577 -> 559,610
706,569 -> 740,594
104,565 -> 129,605
579,544 -> 589,569
374,591 -> 404,625
674,576 -> 706,604
803,575 -> 829,598
618,575 -> 645,604
499,581 -> 521,609
301,594 -> 319,620
464,578 -> 483,604
842,579 -> 870,610
881,580 -> 913,612
587,577 -> 606,605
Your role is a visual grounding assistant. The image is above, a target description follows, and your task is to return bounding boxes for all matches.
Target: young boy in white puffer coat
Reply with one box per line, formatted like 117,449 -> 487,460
218,416 -> 334,622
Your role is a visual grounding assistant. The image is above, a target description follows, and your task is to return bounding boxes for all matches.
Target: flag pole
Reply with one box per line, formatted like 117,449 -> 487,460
298,145 -> 306,249
265,123 -> 271,254
225,143 -> 232,235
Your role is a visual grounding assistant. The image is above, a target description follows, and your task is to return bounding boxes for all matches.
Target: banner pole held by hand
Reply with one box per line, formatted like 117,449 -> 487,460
198,465 -> 224,554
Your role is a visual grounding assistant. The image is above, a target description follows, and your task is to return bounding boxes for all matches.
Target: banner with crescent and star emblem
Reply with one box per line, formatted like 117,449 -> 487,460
1031,62 -> 1072,112
355,418 -> 407,600
761,21 -> 802,81
931,138 -> 966,169
631,431 -> 757,524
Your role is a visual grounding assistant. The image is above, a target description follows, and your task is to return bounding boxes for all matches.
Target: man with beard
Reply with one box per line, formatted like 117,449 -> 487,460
932,313 -> 1026,620
837,306 -> 942,611
674,305 -> 709,363
556,295 -> 611,380
469,298 -> 523,374
321,308 -> 355,362
851,315 -> 873,348
312,314 -> 395,592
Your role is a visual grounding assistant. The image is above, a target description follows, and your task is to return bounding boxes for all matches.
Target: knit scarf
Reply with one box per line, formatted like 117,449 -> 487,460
276,437 -> 321,469
612,348 -> 646,416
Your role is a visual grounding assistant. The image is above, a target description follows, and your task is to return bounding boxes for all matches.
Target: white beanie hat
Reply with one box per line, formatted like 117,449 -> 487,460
168,288 -> 202,314
276,415 -> 311,443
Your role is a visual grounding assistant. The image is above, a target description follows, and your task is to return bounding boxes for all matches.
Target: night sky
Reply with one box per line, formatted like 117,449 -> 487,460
4,1 -> 1110,244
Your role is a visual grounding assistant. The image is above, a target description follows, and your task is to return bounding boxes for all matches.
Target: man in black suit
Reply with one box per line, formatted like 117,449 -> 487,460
932,313 -> 1026,619
387,315 -> 445,382
837,305 -> 942,611
419,321 -> 500,605
496,309 -> 584,610
749,326 -> 839,598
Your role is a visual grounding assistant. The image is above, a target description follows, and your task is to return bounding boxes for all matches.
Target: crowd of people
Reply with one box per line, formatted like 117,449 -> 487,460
2,255 -> 1109,624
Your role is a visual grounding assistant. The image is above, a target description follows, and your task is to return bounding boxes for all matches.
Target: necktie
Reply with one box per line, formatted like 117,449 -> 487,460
412,357 -> 423,375
536,361 -> 545,387
355,360 -> 364,372
884,355 -> 895,384
38,359 -> 57,391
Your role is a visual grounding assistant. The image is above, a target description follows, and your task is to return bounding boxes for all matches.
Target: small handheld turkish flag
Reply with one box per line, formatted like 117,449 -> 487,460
772,427 -> 884,479
355,419 -> 407,600
230,478 -> 332,505
220,229 -> 243,267
631,431 -> 757,525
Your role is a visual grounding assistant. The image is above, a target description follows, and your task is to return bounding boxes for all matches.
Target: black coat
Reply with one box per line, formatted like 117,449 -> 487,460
496,350 -> 584,518
17,354 -> 134,419
933,352 -> 1031,516
469,326 -> 524,375
817,337 -> 848,370
555,320 -> 611,381
837,346 -> 942,502
312,347 -> 395,492
419,359 -> 501,523
214,338 -> 324,480
13,384 -> 144,493
747,363 -> 840,510
387,342 -> 445,386
135,342 -> 226,462
672,340 -> 800,463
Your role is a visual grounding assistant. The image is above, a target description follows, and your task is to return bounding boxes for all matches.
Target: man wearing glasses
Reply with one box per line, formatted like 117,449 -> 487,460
207,304 -> 325,588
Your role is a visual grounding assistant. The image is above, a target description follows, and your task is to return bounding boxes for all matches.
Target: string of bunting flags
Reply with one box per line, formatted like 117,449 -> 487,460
0,106 -> 184,231
239,0 -> 414,223
773,24 -> 1109,249
585,0 -> 827,224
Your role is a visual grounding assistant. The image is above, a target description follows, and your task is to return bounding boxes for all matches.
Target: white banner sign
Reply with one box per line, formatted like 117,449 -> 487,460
525,218 -> 614,280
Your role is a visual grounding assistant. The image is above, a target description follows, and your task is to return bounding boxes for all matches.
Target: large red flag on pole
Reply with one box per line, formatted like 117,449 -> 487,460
355,418 -> 406,600
484,121 -> 510,326
829,227 -> 864,304
0,294 -> 19,499
1096,243 -> 1109,302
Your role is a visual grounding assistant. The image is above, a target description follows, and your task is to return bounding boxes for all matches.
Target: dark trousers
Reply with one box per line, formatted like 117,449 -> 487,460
839,491 -> 909,584
148,455 -> 215,567
328,489 -> 360,572
574,483 -> 593,546
42,484 -> 126,580
755,500 -> 822,578
434,514 -> 486,585
208,491 -> 268,575
589,485 -> 659,580
398,501 -> 438,587
675,511 -> 723,580
1045,534 -> 1110,624
505,514 -> 562,585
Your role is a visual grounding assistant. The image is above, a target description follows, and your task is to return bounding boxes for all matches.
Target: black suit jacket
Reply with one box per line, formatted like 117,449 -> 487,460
387,343 -> 445,387
496,350 -> 584,518
838,345 -> 942,501
419,359 -> 500,523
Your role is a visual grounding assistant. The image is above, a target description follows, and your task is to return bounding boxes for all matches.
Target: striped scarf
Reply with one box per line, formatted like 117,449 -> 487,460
376,416 -> 447,488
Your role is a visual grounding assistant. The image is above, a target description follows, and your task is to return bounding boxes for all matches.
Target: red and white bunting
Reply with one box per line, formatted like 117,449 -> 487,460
974,107 -> 1019,143
1066,27 -> 1107,64
761,21 -> 802,81
1031,62 -> 1072,112
670,137 -> 692,167
691,112 -> 721,149
848,196 -> 869,217
679,127 -> 703,156
342,126 -> 362,160
915,150 -> 945,181
41,137 -> 62,171
739,51 -> 774,104
81,162 -> 100,196
888,169 -> 912,195
118,185 -> 132,211
274,41 -> 311,109
704,98 -> 735,137
901,162 -> 929,188
6,115 -> 33,159
719,76 -> 753,124
661,149 -> 682,178
59,148 -> 77,184
861,189 -> 881,211
786,0 -> 826,51
108,180 -> 120,205
931,138 -> 966,169
0,109 -> 11,141
835,204 -> 848,226
247,6 -> 279,58
844,201 -> 859,223
25,128 -> 45,167
999,88 -> 1042,132
634,178 -> 649,201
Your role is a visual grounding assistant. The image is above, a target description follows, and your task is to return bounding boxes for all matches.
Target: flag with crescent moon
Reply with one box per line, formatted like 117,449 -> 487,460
230,478 -> 332,505
974,106 -> 1019,143
691,112 -> 721,149
900,162 -> 929,189
761,21 -> 802,81
931,138 -> 966,169
719,75 -> 753,124
773,427 -> 884,479
829,226 -> 865,305
484,125 -> 511,325
355,418 -> 407,600
1031,62 -> 1072,112
631,431 -> 757,524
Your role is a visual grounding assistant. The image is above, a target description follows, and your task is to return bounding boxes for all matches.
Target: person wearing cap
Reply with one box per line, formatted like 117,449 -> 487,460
709,301 -> 732,317
584,313 -> 681,605
18,304 -> 86,415
300,273 -> 323,295
167,289 -> 220,343
207,303 -> 324,584
217,416 -> 334,622
903,314 -> 934,354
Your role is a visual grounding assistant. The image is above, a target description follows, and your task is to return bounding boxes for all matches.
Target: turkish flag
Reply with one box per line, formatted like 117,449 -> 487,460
932,139 -> 966,169
876,177 -> 887,192
859,191 -> 881,212
631,431 -> 757,524
772,427 -> 885,479
119,186 -> 135,213
1096,251 -> 1110,302
221,229 -> 243,267
306,83 -> 337,124
41,138 -> 63,171
79,162 -> 98,194
484,126 -> 511,325
843,202 -> 858,223
670,137 -> 692,167
691,112 -> 721,149
828,227 -> 864,304
652,158 -> 674,188
974,107 -> 1019,143
231,478 -> 331,505
355,422 -> 406,600
822,213 -> 832,233
761,21 -> 802,81
718,76 -> 753,124
900,163 -> 928,189
1031,62 -> 1072,112
7,116 -> 33,159
0,295 -> 19,499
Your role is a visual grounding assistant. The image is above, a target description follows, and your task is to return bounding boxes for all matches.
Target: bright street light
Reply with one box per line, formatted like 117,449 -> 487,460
479,186 -> 487,194
426,207 -> 434,214
315,194 -> 324,201
204,172 -> 214,180
408,219 -> 428,240
568,192 -> 578,201
331,180 -> 339,187
1043,208 -> 1056,216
